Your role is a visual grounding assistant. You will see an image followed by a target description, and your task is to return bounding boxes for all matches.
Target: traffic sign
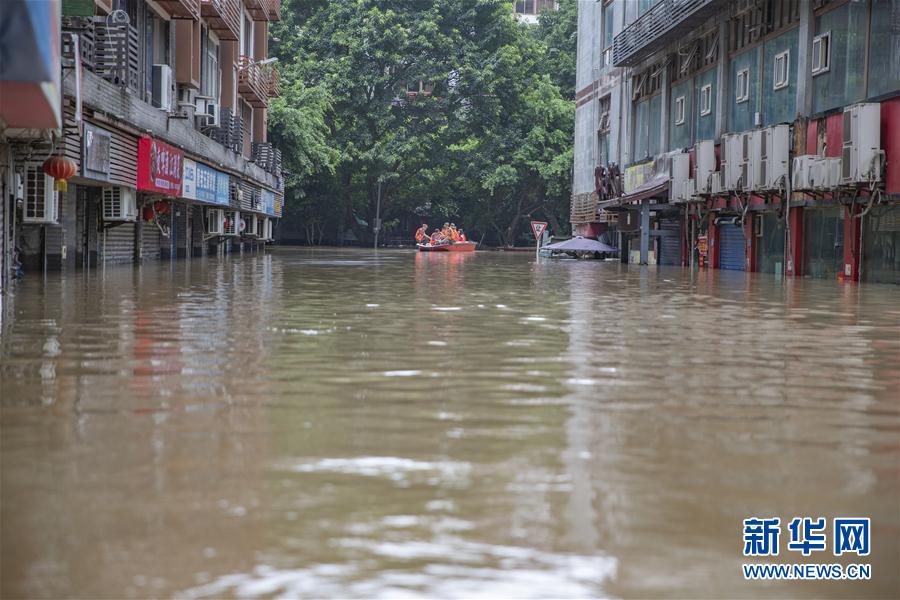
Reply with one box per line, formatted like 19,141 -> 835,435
530,221 -> 548,241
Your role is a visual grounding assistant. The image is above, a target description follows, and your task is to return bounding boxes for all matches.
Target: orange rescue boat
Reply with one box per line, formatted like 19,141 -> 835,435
417,241 -> 477,252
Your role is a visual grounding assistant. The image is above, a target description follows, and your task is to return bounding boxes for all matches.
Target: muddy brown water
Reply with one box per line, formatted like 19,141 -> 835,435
1,248 -> 898,599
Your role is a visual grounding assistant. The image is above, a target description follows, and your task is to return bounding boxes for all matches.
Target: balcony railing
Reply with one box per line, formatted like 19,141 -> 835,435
612,0 -> 722,67
238,56 -> 268,107
156,0 -> 200,20
266,67 -> 279,98
267,0 -> 281,21
245,0 -> 269,21
201,0 -> 239,41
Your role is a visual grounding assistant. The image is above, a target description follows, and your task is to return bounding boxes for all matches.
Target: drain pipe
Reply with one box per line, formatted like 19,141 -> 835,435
784,173 -> 793,280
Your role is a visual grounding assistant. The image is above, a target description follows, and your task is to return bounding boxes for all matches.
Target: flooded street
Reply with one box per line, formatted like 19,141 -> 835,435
1,248 -> 898,599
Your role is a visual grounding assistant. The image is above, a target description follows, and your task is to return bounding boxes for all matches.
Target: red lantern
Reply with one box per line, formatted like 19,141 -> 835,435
142,205 -> 155,222
153,200 -> 170,215
43,155 -> 78,192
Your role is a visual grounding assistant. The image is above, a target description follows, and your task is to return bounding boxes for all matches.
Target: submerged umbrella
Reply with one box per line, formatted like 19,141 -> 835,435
542,236 -> 619,253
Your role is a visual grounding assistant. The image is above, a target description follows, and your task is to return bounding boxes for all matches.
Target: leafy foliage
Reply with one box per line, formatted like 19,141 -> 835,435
270,0 -> 576,246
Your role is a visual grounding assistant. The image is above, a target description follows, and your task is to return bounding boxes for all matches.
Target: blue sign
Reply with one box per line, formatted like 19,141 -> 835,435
182,158 -> 229,206
261,189 -> 276,216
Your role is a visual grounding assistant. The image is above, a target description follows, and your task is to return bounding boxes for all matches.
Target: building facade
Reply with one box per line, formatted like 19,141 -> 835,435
0,0 -> 283,292
572,0 -> 899,284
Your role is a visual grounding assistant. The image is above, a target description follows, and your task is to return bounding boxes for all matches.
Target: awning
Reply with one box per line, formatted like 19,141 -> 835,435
619,176 -> 670,205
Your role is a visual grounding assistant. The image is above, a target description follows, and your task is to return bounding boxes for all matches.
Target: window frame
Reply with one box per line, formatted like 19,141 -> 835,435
773,49 -> 790,90
699,84 -> 712,116
811,31 -> 830,76
735,68 -> 750,103
674,95 -> 686,125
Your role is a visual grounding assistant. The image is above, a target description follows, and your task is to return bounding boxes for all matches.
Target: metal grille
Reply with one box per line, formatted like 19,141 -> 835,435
613,0 -> 722,67
93,19 -> 140,91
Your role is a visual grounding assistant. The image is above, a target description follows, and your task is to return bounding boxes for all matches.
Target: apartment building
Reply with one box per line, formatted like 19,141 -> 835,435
513,0 -> 557,23
0,0 -> 283,288
572,0 -> 899,284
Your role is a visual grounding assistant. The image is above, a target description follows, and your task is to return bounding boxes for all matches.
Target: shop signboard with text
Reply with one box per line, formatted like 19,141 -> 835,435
261,189 -> 276,216
137,137 -> 183,196
182,159 -> 229,205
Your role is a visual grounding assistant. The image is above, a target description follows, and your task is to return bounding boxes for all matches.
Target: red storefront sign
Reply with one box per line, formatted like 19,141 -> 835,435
137,137 -> 183,195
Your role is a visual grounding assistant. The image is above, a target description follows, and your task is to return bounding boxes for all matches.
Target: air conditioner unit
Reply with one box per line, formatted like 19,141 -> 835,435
151,64 -> 173,111
669,152 -> 690,203
693,140 -> 716,194
206,208 -> 225,235
757,124 -> 790,191
841,102 -> 882,184
683,178 -> 696,201
791,155 -> 820,191
243,213 -> 258,236
741,130 -> 761,191
223,210 -> 239,236
22,165 -> 58,224
822,157 -> 842,188
194,96 -> 220,128
101,186 -> 137,221
721,133 -> 743,191
709,172 -> 723,195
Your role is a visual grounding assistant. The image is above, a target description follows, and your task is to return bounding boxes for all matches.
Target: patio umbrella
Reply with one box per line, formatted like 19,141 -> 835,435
542,236 -> 619,253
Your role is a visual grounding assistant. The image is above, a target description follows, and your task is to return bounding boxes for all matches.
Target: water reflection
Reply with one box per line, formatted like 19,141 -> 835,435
1,249 -> 897,598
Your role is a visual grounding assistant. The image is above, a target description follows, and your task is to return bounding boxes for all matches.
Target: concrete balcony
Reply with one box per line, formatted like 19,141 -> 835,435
156,0 -> 200,20
238,56 -> 268,108
612,0 -> 725,67
201,0 -> 240,41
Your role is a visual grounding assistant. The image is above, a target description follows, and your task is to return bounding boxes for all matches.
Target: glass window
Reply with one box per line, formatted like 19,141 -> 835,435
729,48 -> 759,133
756,212 -> 785,276
648,93 -> 662,157
763,28 -> 798,126
633,99 -> 650,160
804,207 -> 844,280
812,2 -> 867,114
862,204 -> 900,284
670,79 -> 693,150
602,1 -> 614,50
695,68 -> 716,141
812,32 -> 830,75
867,0 -> 900,99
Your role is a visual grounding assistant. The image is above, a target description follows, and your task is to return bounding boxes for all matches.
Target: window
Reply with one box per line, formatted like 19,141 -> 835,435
242,13 -> 253,57
699,84 -> 712,116
674,96 -> 686,125
811,32 -> 830,75
201,28 -> 220,101
735,68 -> 750,103
773,50 -> 789,90
602,1 -> 614,52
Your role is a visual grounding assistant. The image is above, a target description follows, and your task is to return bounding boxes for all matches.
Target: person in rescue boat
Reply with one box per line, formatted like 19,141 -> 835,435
415,224 -> 429,244
448,223 -> 460,242
430,230 -> 446,245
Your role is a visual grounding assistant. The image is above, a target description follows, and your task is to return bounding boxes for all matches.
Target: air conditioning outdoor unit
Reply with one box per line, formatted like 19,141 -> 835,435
791,155 -> 820,191
669,152 -> 690,203
223,210 -> 239,236
194,96 -> 220,128
693,140 -> 716,194
721,133 -> 743,191
757,124 -> 790,191
822,157 -> 842,189
101,186 -> 137,221
22,165 -> 58,224
841,102 -> 882,184
151,64 -> 173,111
206,208 -> 225,235
741,130 -> 761,191
709,172 -> 723,195
243,213 -> 258,236
683,178 -> 696,201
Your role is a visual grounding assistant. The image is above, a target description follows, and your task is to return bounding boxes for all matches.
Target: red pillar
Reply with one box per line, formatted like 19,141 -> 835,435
745,214 -> 756,272
841,205 -> 862,282
785,207 -> 803,277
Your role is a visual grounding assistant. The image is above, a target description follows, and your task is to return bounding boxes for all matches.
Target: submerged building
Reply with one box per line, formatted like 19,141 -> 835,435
0,0 -> 284,293
572,0 -> 899,284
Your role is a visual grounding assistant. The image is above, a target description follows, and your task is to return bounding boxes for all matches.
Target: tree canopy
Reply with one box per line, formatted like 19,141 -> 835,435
269,0 -> 576,246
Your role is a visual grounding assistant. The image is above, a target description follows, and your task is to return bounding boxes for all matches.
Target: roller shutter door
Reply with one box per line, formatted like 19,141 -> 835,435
658,219 -> 681,266
719,224 -> 745,271
141,222 -> 161,261
103,223 -> 135,264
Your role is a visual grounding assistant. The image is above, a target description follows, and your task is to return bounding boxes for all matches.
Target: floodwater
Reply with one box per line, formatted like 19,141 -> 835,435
1,248 -> 898,599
